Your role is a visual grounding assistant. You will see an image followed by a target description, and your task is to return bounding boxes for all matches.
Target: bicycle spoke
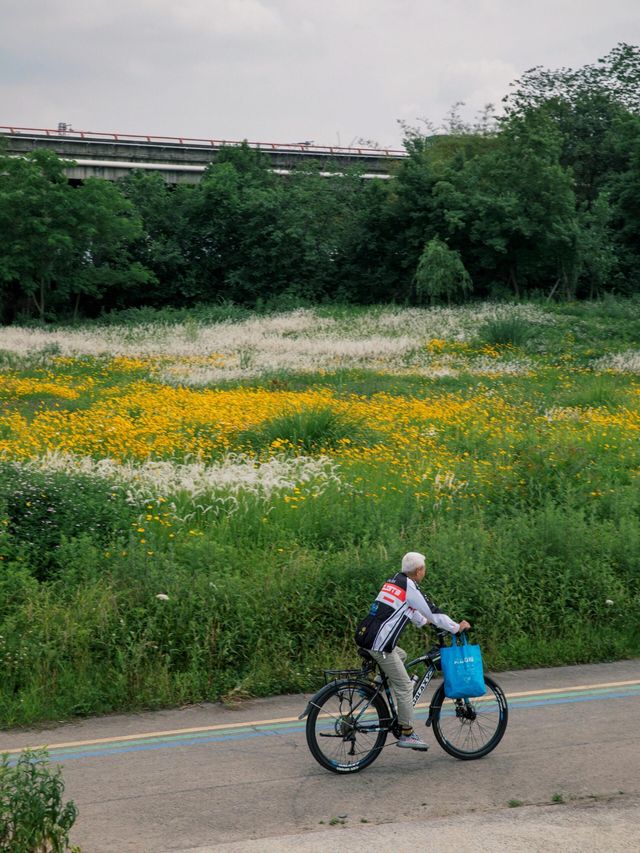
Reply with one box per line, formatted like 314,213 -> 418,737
433,678 -> 507,758
307,681 -> 390,772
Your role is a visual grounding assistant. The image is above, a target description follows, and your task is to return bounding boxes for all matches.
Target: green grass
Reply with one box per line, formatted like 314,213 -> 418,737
1,298 -> 640,727
533,298 -> 640,356
554,374 -> 631,409
0,355 -> 151,422
2,477 -> 638,726
253,369 -> 441,398
477,316 -> 533,348
236,405 -> 381,454
91,301 -> 252,327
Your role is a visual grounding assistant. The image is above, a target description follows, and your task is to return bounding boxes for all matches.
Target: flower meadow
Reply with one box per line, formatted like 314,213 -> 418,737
1,301 -> 640,725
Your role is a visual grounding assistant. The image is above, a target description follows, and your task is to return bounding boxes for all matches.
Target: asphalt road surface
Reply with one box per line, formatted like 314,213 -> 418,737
3,659 -> 639,852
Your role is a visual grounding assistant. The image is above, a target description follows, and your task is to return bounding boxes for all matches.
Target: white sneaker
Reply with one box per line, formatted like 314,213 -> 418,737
397,731 -> 429,751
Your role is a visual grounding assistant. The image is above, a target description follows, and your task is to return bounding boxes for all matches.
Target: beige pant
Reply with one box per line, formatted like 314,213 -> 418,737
369,646 -> 414,729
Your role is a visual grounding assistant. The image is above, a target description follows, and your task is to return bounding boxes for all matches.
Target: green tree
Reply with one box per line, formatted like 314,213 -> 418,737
605,113 -> 640,292
504,43 -> 640,118
497,45 -> 640,294
0,151 -> 76,321
0,151 -> 151,321
120,171 -> 193,306
340,177 -> 405,302
503,44 -> 640,204
69,178 -> 153,318
414,237 -> 472,304
181,144 -> 361,305
343,140 -> 444,303
343,120 -> 498,304
574,192 -> 619,298
182,152 -> 260,302
258,163 -> 361,303
434,111 -> 578,297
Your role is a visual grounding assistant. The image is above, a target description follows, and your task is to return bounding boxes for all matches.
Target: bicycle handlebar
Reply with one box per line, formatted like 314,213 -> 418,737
434,627 -> 469,646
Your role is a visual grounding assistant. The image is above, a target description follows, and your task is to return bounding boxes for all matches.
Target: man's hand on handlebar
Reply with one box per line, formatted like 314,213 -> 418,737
457,620 -> 471,633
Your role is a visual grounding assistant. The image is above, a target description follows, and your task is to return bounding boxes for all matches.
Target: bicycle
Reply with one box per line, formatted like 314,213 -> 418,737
299,630 -> 508,773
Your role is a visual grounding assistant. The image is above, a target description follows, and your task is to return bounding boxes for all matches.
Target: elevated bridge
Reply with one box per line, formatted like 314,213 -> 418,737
0,125 -> 407,183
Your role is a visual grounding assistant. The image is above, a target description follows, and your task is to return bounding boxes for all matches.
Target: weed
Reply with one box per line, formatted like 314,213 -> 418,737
220,686 -> 253,709
477,316 -> 533,348
236,405 -> 380,455
556,374 -> 629,409
0,464 -> 133,580
95,302 -> 250,327
238,346 -> 256,370
0,749 -> 78,852
508,799 -> 524,808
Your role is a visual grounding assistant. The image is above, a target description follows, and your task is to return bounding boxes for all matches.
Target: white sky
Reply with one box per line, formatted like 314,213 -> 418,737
1,0 -> 639,148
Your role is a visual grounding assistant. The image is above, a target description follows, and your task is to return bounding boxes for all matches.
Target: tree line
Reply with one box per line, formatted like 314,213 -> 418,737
2,44 -> 640,323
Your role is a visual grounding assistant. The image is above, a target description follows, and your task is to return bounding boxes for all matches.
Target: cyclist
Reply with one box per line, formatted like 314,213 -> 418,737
355,551 -> 471,750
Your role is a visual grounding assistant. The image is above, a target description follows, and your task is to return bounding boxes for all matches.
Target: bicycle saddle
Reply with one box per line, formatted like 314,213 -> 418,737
357,648 -> 375,663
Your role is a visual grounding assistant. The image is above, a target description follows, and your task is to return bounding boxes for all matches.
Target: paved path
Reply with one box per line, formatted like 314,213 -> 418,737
2,659 -> 639,852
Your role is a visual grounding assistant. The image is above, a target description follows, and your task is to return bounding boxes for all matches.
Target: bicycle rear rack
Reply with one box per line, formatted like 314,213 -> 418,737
322,666 -> 373,685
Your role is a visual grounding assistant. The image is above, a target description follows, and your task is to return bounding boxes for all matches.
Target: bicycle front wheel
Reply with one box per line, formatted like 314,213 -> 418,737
430,674 -> 508,760
306,680 -> 391,774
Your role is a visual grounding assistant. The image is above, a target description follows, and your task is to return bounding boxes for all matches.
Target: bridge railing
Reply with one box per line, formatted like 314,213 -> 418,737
0,126 -> 407,159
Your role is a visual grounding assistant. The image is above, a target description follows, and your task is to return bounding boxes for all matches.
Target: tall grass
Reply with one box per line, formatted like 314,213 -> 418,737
477,316 -> 533,348
236,406 -> 380,455
1,300 -> 640,726
1,472 -> 638,726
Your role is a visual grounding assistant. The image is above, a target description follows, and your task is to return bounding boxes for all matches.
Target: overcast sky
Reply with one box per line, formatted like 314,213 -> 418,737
2,0 -> 639,149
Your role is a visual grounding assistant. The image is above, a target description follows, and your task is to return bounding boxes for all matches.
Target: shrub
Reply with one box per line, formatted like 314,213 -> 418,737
94,301 -> 250,327
0,750 -> 78,852
477,315 -> 532,347
236,406 -> 380,455
0,465 -> 133,579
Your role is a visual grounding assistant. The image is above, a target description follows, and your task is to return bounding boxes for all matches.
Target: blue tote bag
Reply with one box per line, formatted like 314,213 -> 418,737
440,633 -> 486,698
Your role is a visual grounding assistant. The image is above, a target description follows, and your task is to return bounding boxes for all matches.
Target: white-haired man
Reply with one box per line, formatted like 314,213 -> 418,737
355,551 -> 471,750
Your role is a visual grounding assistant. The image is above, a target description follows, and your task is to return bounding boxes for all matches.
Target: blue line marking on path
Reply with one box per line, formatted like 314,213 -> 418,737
6,686 -> 638,765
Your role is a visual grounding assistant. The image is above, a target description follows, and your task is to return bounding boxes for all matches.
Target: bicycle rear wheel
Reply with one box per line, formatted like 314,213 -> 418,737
430,674 -> 508,760
306,680 -> 391,773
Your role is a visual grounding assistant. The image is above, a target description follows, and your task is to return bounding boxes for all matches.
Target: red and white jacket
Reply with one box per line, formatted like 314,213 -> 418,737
355,571 -> 459,652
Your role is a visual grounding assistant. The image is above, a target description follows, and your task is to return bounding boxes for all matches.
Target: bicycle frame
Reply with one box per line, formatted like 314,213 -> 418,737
299,636 -> 447,732
408,648 -> 441,706
371,646 -> 441,728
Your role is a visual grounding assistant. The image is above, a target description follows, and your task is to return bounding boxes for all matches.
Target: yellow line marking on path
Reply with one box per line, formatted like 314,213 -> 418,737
3,678 -> 639,754
496,680 -> 640,700
3,716 -> 304,754
416,678 -> 640,708
413,678 -> 640,710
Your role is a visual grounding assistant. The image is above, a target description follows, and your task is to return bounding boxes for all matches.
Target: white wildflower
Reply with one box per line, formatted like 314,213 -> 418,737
592,351 -> 640,373
544,407 -> 582,422
13,451 -> 342,502
0,304 -> 554,379
155,594 -> 170,601
434,471 -> 468,498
